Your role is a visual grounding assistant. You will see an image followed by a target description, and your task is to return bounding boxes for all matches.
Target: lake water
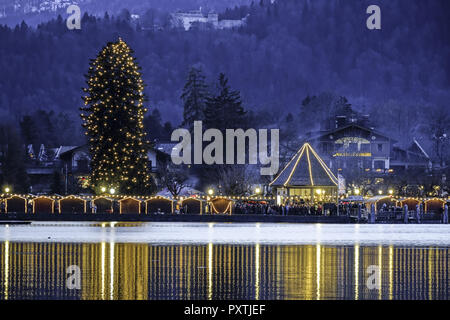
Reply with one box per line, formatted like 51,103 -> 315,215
0,222 -> 448,300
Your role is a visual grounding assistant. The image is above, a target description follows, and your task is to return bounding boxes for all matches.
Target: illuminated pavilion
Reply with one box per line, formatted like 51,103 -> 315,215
269,143 -> 338,203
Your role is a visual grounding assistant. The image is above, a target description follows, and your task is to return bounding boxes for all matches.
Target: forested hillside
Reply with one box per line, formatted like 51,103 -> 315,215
0,0 -> 251,26
0,0 -> 449,147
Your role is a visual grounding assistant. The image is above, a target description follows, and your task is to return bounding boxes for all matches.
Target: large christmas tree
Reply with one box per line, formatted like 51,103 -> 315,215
81,38 -> 154,195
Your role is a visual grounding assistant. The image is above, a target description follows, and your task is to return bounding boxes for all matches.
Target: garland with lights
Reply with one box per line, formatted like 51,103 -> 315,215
81,38 -> 154,195
1,193 -> 449,215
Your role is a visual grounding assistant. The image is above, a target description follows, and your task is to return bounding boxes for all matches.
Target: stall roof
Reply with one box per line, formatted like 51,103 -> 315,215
364,195 -> 394,203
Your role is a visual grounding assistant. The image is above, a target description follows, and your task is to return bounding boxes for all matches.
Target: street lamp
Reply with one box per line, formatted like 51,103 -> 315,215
378,190 -> 383,195
101,187 -> 106,193
109,188 -> 116,195
255,187 -> 261,194
207,189 -> 214,196
4,187 -> 10,193
388,189 -> 393,195
354,188 -> 360,195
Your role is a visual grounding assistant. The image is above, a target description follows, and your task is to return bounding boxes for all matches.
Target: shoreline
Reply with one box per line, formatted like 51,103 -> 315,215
0,213 -> 351,223
0,213 -> 445,224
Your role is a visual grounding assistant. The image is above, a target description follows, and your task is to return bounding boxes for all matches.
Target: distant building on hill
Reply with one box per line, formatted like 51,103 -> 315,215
170,8 -> 247,31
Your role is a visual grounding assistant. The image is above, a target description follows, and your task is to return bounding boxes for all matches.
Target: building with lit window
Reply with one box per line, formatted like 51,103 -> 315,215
305,116 -> 431,175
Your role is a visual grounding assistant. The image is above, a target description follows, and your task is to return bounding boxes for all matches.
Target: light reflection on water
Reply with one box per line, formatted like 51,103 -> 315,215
0,241 -> 448,300
1,222 -> 449,246
0,222 -> 449,300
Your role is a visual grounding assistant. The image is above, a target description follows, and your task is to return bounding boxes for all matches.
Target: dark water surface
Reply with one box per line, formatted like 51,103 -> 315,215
0,223 -> 448,300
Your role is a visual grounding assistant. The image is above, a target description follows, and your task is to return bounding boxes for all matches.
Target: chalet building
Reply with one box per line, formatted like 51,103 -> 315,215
58,145 -> 170,190
26,145 -> 80,193
305,115 -> 431,176
1,144 -> 171,193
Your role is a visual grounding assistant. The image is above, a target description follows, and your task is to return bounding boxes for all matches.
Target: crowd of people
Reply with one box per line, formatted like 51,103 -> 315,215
233,201 -> 339,216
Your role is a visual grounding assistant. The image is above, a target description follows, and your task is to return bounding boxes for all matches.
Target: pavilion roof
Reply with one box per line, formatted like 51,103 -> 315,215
270,143 -> 338,187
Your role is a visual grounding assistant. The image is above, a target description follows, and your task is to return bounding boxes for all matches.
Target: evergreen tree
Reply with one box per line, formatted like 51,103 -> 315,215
181,67 -> 209,130
81,38 -> 154,195
199,73 -> 248,187
143,108 -> 173,142
334,96 -> 353,117
20,115 -> 39,146
0,125 -> 30,194
50,170 -> 63,194
204,73 -> 247,131
144,108 -> 163,141
286,112 -> 293,123
162,122 -> 173,141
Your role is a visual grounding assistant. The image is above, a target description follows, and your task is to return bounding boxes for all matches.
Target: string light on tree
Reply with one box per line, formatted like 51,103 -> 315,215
81,38 -> 155,195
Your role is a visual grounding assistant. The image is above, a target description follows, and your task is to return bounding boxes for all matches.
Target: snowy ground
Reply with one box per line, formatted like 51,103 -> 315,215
0,222 -> 449,246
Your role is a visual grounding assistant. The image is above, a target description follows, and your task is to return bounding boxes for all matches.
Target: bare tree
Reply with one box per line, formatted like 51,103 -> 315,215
215,165 -> 256,196
160,165 -> 189,197
423,108 -> 450,168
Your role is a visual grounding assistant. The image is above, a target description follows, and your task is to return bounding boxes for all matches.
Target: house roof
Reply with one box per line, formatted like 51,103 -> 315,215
58,145 -> 87,158
391,139 -> 430,164
270,143 -> 338,187
365,196 -> 395,204
55,146 -> 79,159
156,143 -> 177,156
37,144 -> 60,162
308,124 -> 396,144
411,138 -> 430,159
